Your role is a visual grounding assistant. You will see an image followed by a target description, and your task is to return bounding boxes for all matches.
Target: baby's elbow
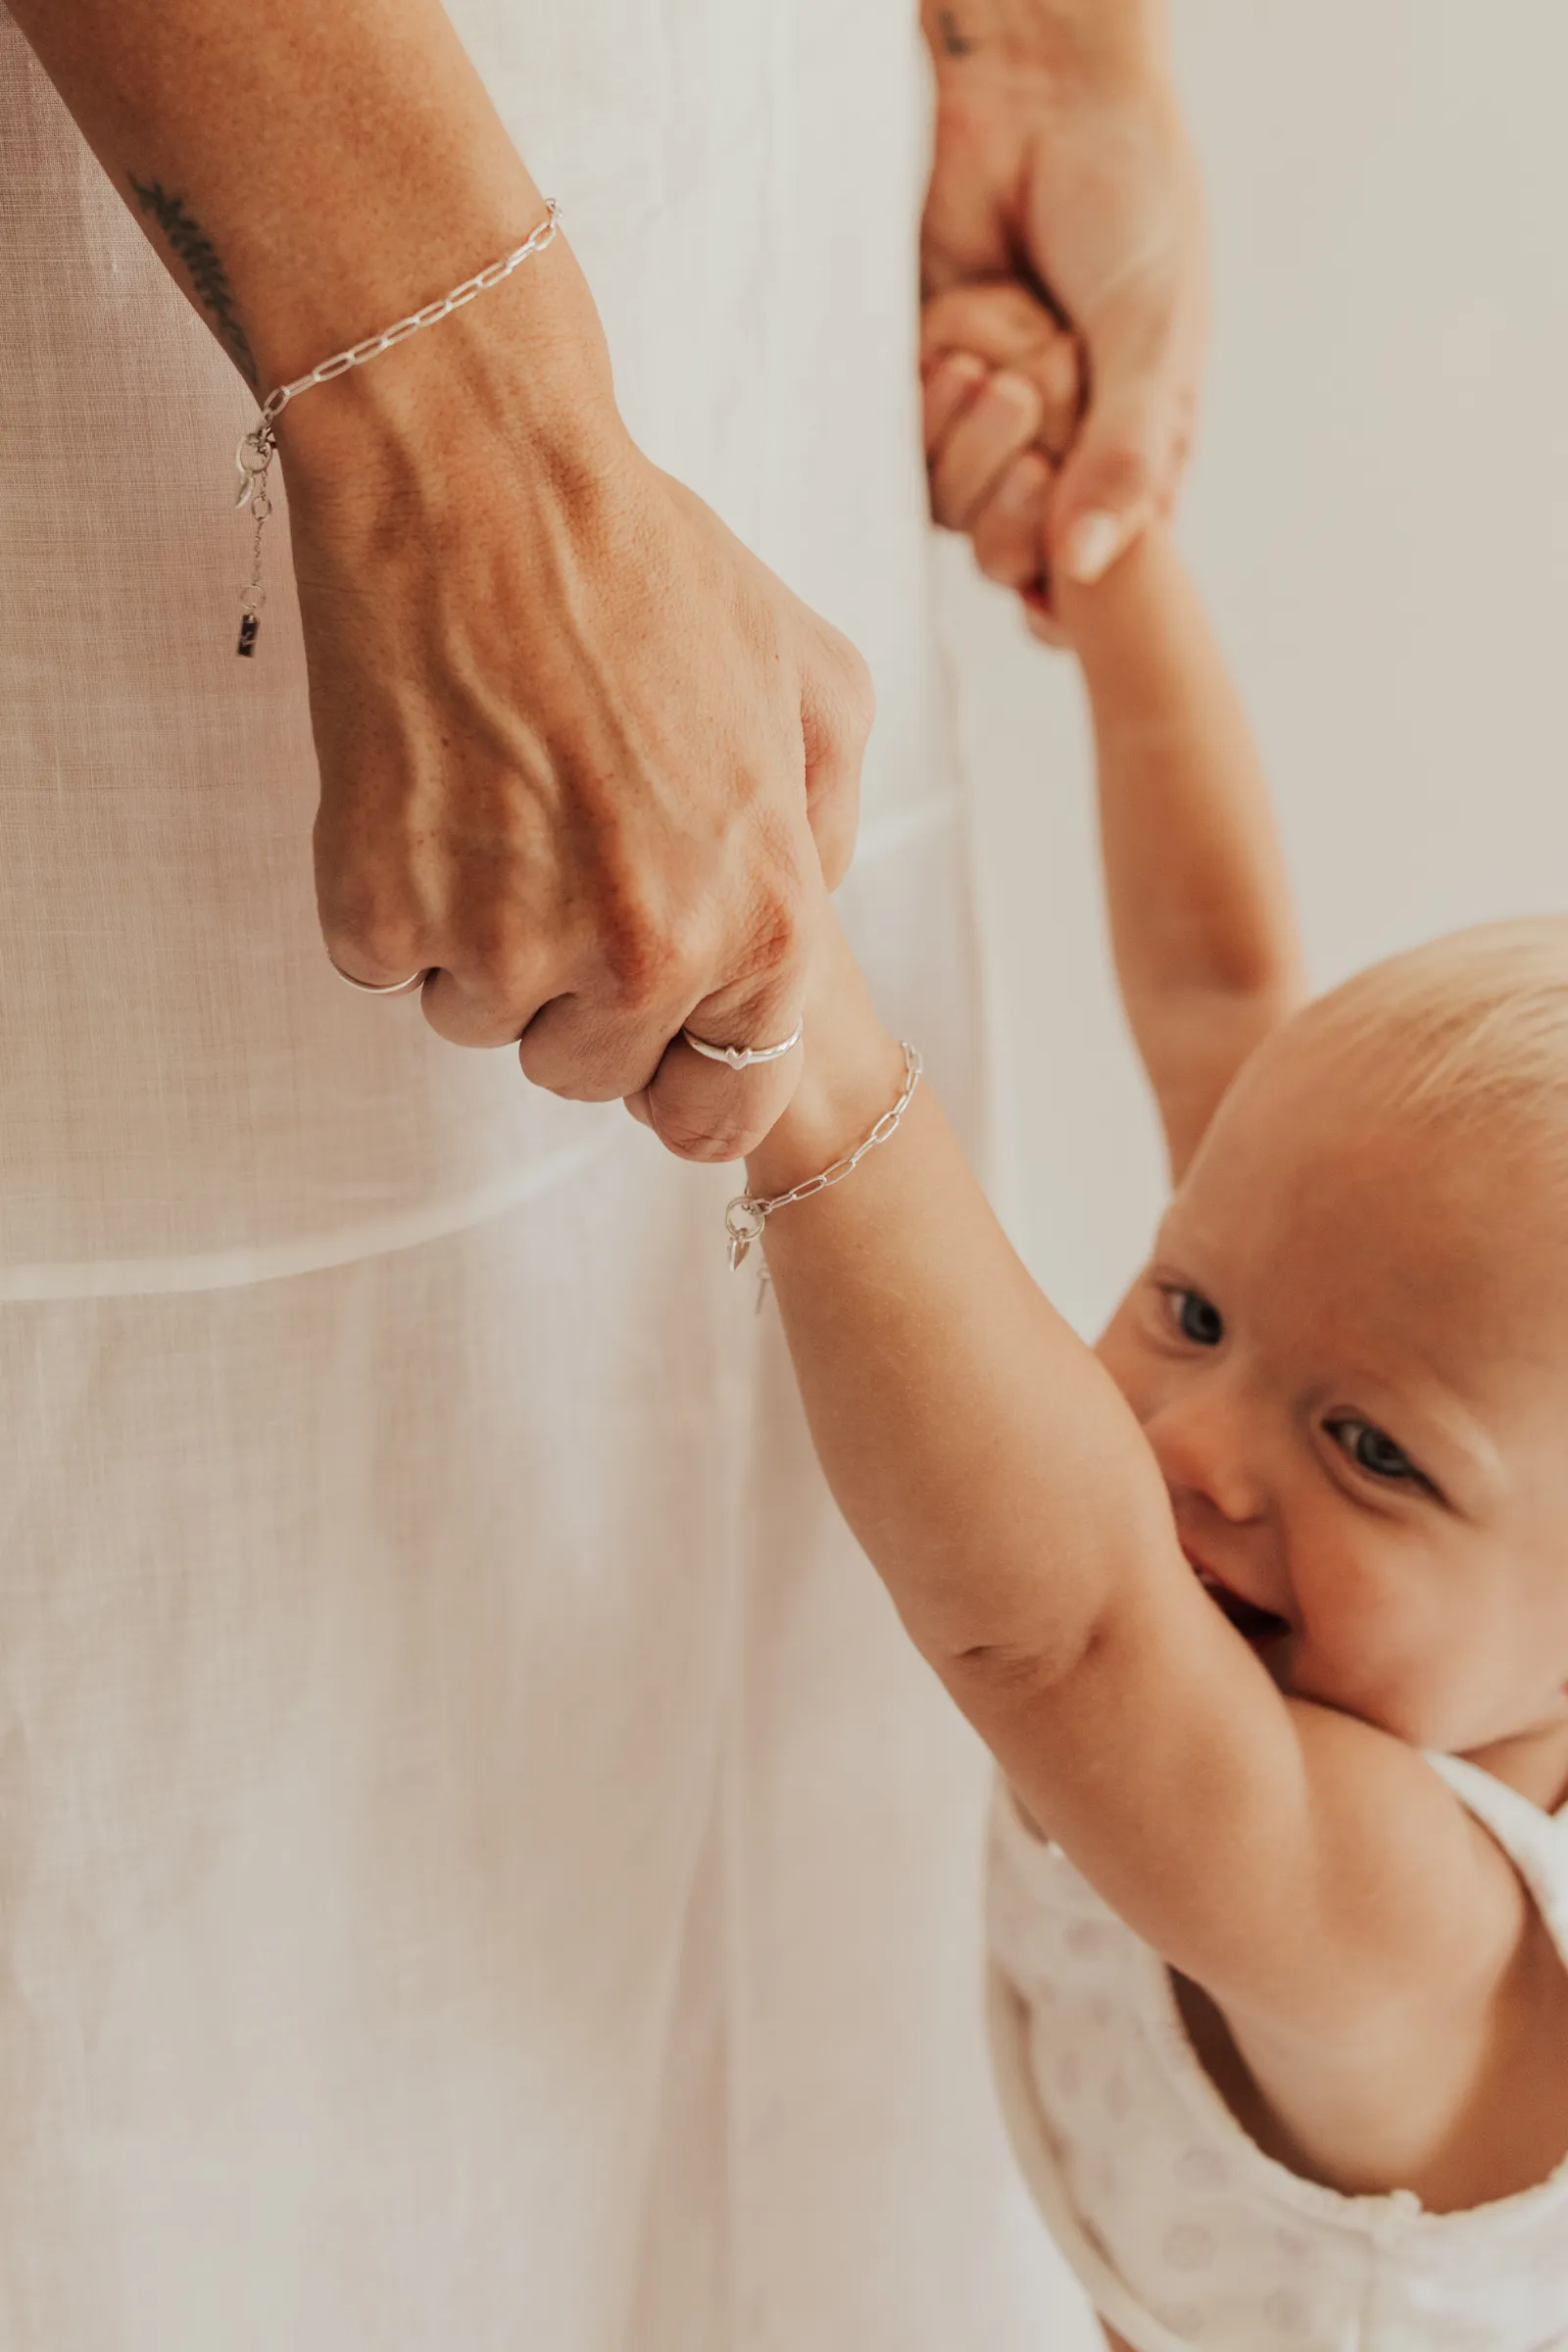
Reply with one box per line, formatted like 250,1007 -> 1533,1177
939,1608 -> 1104,1710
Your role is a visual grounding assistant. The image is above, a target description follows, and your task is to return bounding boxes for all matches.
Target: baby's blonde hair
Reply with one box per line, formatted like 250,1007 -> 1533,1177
1296,915 -> 1568,1135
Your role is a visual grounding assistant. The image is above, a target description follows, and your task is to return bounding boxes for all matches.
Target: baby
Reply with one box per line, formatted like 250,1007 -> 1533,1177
726,299 -> 1568,2348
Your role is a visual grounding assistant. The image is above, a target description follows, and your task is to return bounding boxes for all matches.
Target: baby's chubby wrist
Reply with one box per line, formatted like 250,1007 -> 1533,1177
744,920 -> 906,1199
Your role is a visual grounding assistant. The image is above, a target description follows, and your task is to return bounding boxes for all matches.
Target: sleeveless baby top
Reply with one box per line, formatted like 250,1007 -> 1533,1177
986,1753 -> 1568,2351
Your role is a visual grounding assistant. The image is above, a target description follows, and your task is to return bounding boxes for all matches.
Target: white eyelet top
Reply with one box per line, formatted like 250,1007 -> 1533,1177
986,1754 -> 1568,2351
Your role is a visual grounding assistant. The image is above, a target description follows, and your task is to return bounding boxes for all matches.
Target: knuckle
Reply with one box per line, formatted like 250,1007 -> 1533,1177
918,285 -> 972,355
813,809 -> 858,893
601,891 -> 694,1011
1084,437 -> 1153,508
453,914 -> 545,1011
977,532 -> 1033,591
816,627 -> 877,750
658,1118 -> 750,1165
838,641 -> 877,744
931,443 -> 979,518
326,908 -> 421,976
811,762 -> 860,847
928,474 -> 963,530
738,873 -> 804,982
533,1065 -> 620,1105
515,1032 -> 570,1089
990,369 -> 1045,440
317,845 -> 426,979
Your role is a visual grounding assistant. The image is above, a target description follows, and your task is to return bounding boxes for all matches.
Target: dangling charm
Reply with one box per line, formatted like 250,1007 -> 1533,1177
234,423 -> 274,658
724,1198 -> 766,1274
234,425 -> 270,510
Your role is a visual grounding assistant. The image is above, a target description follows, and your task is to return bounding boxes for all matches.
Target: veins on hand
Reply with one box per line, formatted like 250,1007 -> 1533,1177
936,9 -> 981,57
128,175 -> 260,388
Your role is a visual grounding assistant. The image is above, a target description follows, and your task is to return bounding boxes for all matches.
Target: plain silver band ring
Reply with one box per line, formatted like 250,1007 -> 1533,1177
680,1019 -> 804,1072
329,961 -> 429,998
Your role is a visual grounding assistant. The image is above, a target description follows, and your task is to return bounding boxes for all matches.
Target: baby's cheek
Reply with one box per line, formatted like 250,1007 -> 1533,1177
1291,1535 -> 1464,1740
1290,1527 -> 1385,1644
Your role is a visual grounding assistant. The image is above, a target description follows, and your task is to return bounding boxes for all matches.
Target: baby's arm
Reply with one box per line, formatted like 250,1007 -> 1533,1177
924,289 -> 1305,1174
1056,526 -> 1306,1176
746,950 -> 1518,2051
758,298 -> 1508,2060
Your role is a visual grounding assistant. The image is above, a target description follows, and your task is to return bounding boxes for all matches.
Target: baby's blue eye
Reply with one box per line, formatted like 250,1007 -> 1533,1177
1326,1417 -> 1421,1485
1167,1288 -> 1224,1348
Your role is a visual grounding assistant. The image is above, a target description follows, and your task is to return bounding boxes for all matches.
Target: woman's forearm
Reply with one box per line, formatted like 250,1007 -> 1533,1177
9,0 -> 608,436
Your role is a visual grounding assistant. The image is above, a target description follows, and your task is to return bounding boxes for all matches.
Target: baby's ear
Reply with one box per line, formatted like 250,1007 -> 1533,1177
920,282 -> 1083,458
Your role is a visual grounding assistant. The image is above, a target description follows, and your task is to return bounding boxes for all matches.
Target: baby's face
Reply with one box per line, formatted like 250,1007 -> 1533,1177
1097,1022 -> 1568,1757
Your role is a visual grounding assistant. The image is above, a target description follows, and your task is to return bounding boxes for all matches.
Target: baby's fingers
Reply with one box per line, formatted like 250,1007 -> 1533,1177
922,350 -> 989,456
969,449 -> 1054,595
922,282 -> 1083,459
929,368 -> 1044,531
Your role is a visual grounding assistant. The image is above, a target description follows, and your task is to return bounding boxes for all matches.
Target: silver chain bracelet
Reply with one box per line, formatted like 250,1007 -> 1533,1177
230,197 -> 563,657
722,1043 -> 924,1272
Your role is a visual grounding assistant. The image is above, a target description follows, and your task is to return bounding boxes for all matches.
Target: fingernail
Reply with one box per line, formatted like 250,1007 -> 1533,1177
1061,509 -> 1124,585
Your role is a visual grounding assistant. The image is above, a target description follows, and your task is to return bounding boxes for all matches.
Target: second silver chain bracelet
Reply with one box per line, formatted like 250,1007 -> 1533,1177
723,1043 -> 924,1273
231,198 -> 562,657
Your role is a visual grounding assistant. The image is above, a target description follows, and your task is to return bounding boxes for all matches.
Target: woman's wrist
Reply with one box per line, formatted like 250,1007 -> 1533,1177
923,0 -> 1168,91
270,207 -> 623,512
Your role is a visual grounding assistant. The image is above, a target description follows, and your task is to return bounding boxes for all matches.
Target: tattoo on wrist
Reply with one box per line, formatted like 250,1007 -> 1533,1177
928,0 -> 1161,80
128,177 -> 259,388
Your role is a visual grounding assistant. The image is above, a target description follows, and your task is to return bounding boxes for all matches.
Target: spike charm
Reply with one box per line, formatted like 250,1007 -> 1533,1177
724,1199 -> 767,1274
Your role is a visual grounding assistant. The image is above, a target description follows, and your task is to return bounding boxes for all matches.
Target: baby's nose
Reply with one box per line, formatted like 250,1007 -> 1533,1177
1144,1395 -> 1269,1526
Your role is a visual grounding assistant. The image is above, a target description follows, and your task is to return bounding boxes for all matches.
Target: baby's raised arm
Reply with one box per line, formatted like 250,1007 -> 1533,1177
1056,527 -> 1306,1174
738,516 -> 1518,2058
924,286 -> 1305,1173
746,940 -> 1520,2066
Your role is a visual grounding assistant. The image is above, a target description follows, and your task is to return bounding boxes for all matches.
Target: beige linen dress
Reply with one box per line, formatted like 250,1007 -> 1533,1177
0,3 -> 1056,2342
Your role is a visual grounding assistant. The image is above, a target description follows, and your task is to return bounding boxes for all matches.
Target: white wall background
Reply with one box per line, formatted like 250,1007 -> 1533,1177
951,1 -> 1568,1351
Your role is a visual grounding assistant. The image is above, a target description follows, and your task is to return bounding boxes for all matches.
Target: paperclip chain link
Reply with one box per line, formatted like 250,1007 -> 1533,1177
722,1043 -> 924,1272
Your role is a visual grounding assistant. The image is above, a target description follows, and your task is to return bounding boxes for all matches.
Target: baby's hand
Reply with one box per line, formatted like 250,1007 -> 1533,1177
921,283 -> 1084,643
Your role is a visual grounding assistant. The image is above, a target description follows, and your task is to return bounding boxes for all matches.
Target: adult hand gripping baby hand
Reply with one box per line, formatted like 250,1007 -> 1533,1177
280,279 -> 872,1167
921,280 -> 1081,633
921,0 -> 1206,599
8,0 -> 868,1166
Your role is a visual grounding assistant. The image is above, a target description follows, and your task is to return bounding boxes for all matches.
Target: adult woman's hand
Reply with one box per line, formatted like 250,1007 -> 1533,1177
920,0 -> 1206,597
282,307 -> 871,1166
13,0 -> 873,1166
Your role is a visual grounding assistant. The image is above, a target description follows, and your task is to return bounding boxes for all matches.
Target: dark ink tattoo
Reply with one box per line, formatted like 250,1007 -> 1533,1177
128,176 -> 260,387
936,9 -> 979,56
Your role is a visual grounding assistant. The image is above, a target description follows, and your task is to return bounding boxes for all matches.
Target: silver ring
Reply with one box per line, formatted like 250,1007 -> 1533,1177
329,961 -> 429,998
681,1019 -> 804,1071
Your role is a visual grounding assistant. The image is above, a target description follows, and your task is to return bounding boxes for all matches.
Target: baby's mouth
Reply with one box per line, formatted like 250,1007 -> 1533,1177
1186,1556 -> 1292,1647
